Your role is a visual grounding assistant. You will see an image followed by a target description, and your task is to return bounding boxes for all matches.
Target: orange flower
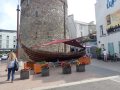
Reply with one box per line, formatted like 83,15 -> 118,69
61,62 -> 71,68
41,64 -> 49,69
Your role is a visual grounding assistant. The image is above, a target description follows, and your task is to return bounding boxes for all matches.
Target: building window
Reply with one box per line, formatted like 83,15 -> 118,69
0,35 -> 2,48
0,40 -> 2,48
13,45 -> 16,48
6,42 -> 9,48
119,41 -> 120,54
0,35 -> 2,39
35,11 -> 38,17
13,36 -> 16,42
6,36 -> 9,39
100,25 -> 104,36
106,15 -> 111,25
6,36 -> 9,48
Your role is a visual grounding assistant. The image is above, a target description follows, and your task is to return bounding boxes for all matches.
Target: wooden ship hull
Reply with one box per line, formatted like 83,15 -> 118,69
21,44 -> 86,62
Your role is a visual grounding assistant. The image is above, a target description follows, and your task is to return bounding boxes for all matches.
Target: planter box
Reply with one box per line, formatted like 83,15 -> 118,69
34,64 -> 41,74
76,64 -> 85,72
62,67 -> 71,74
20,70 -> 30,80
41,68 -> 49,76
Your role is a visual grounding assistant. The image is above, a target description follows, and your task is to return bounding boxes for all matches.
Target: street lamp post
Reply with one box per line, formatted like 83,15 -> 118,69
16,4 -> 20,58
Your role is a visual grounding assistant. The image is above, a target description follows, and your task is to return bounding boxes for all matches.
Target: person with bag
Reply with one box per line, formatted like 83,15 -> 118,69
5,52 -> 18,83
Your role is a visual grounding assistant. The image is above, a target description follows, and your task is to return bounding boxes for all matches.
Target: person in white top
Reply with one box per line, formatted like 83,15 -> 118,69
5,52 -> 17,83
103,49 -> 107,61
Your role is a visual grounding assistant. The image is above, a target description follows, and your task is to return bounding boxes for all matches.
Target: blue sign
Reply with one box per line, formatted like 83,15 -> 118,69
107,0 -> 116,9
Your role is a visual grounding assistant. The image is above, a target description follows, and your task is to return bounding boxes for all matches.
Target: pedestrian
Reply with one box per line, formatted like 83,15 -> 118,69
5,52 -> 18,83
103,49 -> 107,62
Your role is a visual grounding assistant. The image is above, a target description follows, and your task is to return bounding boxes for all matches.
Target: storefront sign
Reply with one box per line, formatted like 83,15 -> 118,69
106,9 -> 120,34
107,0 -> 116,9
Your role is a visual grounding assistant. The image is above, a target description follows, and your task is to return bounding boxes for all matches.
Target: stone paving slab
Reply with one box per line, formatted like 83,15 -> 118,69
91,59 -> 120,72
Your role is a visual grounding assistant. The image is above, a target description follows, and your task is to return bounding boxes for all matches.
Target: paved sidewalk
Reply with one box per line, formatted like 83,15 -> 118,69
0,59 -> 120,90
91,59 -> 120,72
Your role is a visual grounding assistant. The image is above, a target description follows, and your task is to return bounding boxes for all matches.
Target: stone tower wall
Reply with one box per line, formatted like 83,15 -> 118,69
19,0 -> 68,60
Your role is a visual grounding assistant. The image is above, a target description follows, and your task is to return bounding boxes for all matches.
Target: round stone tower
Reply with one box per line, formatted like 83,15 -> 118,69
19,0 -> 68,60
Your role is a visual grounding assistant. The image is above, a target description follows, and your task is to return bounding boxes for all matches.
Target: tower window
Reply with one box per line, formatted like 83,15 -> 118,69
35,11 -> 38,17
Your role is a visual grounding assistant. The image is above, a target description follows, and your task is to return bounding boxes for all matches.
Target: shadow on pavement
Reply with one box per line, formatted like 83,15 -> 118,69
31,66 -> 96,84
0,81 -> 12,85
0,74 -> 7,78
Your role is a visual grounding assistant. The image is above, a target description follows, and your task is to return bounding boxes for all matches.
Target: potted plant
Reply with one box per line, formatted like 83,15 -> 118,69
20,68 -> 30,80
76,60 -> 85,72
41,64 -> 49,76
61,61 -> 71,74
96,48 -> 102,60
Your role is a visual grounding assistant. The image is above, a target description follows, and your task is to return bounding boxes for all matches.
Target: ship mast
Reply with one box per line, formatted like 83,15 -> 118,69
63,0 -> 66,53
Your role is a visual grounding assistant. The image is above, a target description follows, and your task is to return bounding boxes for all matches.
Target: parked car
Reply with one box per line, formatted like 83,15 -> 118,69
1,54 -> 8,60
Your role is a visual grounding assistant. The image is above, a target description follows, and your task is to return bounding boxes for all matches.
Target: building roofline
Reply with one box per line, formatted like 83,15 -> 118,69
0,29 -> 16,33
75,20 -> 88,25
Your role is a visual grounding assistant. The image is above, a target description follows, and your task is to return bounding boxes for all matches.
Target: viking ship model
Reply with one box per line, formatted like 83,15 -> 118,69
21,38 -> 86,62
19,0 -> 86,62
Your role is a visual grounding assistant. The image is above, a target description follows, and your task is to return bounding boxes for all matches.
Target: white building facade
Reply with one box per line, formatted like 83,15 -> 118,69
0,29 -> 17,51
68,15 -> 96,39
68,15 -> 97,57
95,0 -> 120,55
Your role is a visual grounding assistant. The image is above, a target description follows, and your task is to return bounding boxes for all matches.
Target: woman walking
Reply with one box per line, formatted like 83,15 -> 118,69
5,52 -> 17,83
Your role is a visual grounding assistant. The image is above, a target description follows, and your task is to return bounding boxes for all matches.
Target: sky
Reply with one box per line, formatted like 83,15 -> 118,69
0,0 -> 96,30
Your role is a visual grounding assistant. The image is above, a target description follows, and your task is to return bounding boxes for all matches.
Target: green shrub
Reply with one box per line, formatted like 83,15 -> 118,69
96,48 -> 101,55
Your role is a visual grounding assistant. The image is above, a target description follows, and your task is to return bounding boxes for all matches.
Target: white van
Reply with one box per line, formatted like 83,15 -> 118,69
1,54 -> 8,60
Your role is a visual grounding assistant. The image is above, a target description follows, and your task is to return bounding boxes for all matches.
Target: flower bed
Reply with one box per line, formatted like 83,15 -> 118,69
76,56 -> 91,65
24,61 -> 35,70
76,64 -> 85,72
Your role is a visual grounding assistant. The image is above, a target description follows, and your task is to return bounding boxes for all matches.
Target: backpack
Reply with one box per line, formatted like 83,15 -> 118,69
14,59 -> 19,71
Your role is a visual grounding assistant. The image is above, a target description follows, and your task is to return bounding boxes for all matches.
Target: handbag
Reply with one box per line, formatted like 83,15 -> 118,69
14,59 -> 19,71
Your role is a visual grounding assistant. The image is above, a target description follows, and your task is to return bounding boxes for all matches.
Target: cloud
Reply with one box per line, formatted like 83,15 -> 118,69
0,0 -> 18,30
0,0 -> 96,30
68,0 -> 96,23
